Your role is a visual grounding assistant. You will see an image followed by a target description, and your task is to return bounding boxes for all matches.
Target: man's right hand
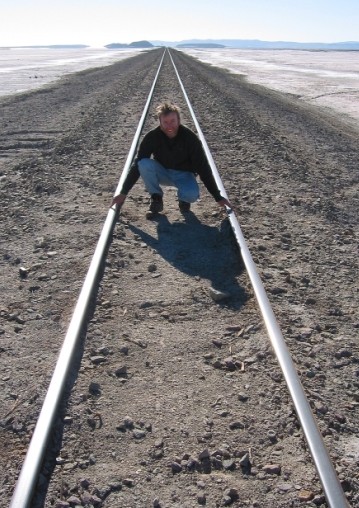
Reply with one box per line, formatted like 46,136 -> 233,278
111,193 -> 126,209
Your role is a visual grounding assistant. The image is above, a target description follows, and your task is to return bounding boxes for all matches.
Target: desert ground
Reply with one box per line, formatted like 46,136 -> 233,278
0,48 -> 358,507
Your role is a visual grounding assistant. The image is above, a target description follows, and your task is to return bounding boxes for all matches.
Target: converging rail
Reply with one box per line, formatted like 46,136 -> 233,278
10,48 -> 349,507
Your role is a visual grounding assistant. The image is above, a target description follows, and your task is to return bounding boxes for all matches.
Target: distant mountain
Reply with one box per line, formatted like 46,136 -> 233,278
177,43 -> 225,48
150,39 -> 359,50
105,40 -> 154,49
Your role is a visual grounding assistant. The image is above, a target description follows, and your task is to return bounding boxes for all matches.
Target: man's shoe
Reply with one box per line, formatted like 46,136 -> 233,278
179,200 -> 191,213
149,193 -> 163,214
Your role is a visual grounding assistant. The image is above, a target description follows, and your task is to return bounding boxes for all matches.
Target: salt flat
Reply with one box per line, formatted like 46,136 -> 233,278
0,47 -> 146,96
182,48 -> 359,127
1,47 -> 358,129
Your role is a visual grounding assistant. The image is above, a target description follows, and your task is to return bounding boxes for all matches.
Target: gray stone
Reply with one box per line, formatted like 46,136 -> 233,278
209,287 -> 231,302
133,428 -> 146,439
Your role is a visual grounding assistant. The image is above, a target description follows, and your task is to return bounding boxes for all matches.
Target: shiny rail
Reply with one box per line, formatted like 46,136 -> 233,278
10,50 -> 166,508
169,48 -> 349,508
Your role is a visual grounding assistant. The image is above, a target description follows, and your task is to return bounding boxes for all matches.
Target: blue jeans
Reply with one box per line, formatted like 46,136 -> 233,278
138,158 -> 200,203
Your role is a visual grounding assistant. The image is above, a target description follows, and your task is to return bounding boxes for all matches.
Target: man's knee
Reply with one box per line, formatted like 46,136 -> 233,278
178,183 -> 200,203
138,158 -> 155,173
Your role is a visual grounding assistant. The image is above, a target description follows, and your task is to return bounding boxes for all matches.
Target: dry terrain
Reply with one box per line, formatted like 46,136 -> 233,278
0,48 -> 358,507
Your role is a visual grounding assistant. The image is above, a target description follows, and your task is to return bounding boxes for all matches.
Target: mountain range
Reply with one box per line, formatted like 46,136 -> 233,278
149,39 -> 359,50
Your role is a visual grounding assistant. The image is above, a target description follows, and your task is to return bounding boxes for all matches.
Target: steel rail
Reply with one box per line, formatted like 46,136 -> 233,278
10,48 -> 166,508
168,48 -> 349,508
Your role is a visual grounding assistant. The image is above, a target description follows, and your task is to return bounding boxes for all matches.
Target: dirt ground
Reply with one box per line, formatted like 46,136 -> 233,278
0,48 -> 358,507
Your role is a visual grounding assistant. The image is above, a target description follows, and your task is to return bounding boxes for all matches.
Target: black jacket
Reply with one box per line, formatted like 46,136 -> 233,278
120,124 -> 223,201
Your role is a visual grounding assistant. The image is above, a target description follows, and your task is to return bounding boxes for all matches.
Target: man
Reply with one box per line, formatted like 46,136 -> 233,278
111,101 -> 231,216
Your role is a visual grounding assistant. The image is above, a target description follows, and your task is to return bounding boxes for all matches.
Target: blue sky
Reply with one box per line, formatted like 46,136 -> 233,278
1,0 -> 358,47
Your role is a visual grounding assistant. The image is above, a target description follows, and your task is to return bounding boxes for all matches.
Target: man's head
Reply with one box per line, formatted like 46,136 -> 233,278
156,102 -> 181,139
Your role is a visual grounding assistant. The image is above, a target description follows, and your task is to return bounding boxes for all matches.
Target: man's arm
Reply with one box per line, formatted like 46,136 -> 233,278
110,130 -> 156,208
189,132 -> 233,208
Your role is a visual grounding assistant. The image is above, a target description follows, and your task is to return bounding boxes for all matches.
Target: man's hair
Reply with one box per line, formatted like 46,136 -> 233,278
156,102 -> 181,120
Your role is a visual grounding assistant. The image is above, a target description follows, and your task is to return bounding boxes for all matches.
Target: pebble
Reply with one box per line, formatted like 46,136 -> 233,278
197,493 -> 206,505
277,483 -> 293,492
67,495 -> 81,505
114,365 -> 127,377
209,287 -> 231,302
298,489 -> 314,501
88,382 -> 101,395
239,453 -> 251,472
223,458 -> 236,470
229,421 -> 244,430
263,463 -> 281,475
212,338 -> 223,348
198,449 -> 210,460
133,429 -> 146,439
122,478 -> 135,487
90,355 -> 107,365
171,461 -> 182,473
155,438 -> 164,448
19,266 -> 28,278
335,348 -> 352,359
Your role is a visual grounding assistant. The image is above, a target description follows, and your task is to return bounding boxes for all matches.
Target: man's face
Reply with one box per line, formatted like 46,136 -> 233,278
159,112 -> 180,139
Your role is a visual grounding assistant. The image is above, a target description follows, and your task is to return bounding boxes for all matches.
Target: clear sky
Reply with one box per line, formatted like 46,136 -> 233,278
1,0 -> 358,47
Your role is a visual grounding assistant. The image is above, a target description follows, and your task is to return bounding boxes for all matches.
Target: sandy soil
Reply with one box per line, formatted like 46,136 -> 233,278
0,49 -> 358,507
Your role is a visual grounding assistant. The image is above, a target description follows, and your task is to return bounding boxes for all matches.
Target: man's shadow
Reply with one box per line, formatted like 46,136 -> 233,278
128,212 -> 247,310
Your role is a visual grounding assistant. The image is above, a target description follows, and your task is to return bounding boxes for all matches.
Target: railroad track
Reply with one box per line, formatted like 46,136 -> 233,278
7,48 -> 355,507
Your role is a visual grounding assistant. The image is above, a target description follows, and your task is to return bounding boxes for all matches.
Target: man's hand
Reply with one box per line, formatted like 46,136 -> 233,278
111,194 -> 126,208
217,198 -> 233,211
111,193 -> 126,209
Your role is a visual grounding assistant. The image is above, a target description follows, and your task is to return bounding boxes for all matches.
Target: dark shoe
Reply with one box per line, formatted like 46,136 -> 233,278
179,200 -> 191,213
149,194 -> 163,213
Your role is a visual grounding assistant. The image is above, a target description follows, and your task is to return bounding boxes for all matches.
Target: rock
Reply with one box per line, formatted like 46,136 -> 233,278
277,483 -> 293,492
226,325 -> 242,332
209,287 -> 230,302
239,453 -> 250,467
263,463 -> 281,475
19,266 -> 28,278
298,489 -> 314,501
90,355 -> 107,365
78,478 -> 91,489
66,495 -> 81,505
229,421 -> 244,430
223,488 -> 239,504
335,348 -> 352,359
107,478 -> 122,491
222,495 -> 233,506
238,392 -> 249,402
198,449 -> 210,460
223,458 -> 236,470
119,345 -> 129,355
114,365 -> 127,377
267,430 -> 277,443
88,382 -> 101,395
133,428 -> 146,439
223,356 -> 236,371
122,478 -> 134,487
81,492 -> 93,504
155,438 -> 164,448
55,502 -> 70,508
171,461 -> 182,473
197,493 -> 206,505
